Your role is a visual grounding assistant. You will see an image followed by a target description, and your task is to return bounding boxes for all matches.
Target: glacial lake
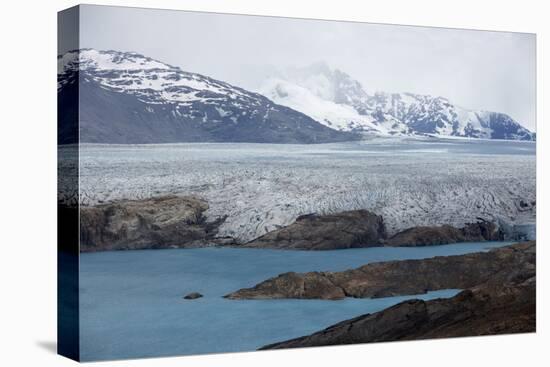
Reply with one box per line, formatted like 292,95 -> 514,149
79,241 -> 513,361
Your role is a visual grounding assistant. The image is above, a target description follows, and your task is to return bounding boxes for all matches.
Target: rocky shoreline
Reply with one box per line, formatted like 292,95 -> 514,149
77,194 -> 535,350
225,242 -> 534,300
79,196 -> 509,252
254,242 -> 535,349
242,210 -> 503,250
261,270 -> 535,349
242,210 -> 386,250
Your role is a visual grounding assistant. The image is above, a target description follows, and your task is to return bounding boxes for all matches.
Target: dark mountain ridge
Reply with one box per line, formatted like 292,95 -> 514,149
58,49 -> 359,144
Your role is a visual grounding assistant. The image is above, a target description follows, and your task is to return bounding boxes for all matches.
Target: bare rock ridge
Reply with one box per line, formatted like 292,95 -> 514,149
258,242 -> 535,349
242,210 -> 386,250
260,259 -> 535,349
225,242 -> 534,300
79,195 -> 224,252
242,210 -> 503,250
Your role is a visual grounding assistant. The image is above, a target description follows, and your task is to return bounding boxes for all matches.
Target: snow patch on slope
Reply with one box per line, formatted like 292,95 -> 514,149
58,49 -> 254,105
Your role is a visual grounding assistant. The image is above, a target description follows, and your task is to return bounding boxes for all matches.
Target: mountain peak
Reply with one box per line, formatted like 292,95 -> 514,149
58,50 -> 534,142
58,49 -> 177,74
259,64 -> 534,141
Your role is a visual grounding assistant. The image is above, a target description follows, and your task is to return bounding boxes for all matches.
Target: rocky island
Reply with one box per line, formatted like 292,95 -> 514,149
183,292 -> 203,300
225,242 -> 534,300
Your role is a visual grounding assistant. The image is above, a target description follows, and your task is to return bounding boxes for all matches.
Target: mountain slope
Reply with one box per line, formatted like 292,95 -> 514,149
57,50 -> 358,144
259,63 -> 535,140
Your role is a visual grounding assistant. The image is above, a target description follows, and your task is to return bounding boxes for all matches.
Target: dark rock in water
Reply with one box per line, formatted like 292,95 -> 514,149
183,292 -> 203,300
242,210 -> 387,250
80,195 -> 225,252
225,242 -> 535,300
385,220 -> 504,247
259,242 -> 535,349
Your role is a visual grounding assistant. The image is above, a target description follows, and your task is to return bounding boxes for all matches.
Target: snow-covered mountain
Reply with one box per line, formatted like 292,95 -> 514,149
57,50 -> 357,144
259,63 -> 535,140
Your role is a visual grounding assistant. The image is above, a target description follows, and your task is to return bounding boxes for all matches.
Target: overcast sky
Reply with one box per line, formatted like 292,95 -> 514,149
69,5 -> 536,130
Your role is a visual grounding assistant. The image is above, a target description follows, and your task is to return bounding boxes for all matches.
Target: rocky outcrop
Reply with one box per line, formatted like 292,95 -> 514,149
79,197 -> 507,252
385,220 -> 504,247
242,210 -> 386,250
225,242 -> 535,300
80,195 -> 224,252
261,273 -> 535,349
241,210 -> 503,250
260,242 -> 535,349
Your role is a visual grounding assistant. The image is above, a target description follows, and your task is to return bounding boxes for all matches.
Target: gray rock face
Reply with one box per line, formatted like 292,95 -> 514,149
225,242 -> 535,300
80,195 -> 223,252
242,210 -> 386,250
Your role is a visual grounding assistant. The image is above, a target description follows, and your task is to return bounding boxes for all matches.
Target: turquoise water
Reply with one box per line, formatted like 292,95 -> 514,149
79,241 -> 512,361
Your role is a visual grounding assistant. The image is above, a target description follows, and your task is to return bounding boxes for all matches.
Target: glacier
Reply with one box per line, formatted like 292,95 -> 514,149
61,138 -> 535,243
